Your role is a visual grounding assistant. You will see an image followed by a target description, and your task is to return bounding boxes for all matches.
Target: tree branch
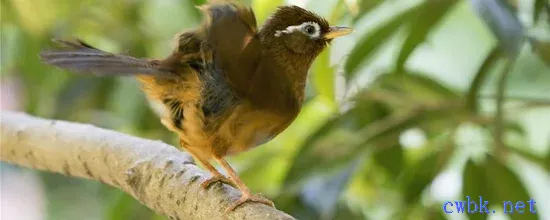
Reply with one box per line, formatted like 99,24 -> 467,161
0,111 -> 294,220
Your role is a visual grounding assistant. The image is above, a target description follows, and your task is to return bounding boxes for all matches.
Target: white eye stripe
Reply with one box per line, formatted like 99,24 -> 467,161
274,21 -> 321,38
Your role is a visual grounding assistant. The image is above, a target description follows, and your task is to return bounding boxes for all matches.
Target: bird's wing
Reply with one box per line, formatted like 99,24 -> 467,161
200,1 -> 262,96
40,39 -> 175,76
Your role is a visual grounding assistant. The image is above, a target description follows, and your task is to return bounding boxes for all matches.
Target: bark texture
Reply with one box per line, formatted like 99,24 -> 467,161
0,111 -> 294,220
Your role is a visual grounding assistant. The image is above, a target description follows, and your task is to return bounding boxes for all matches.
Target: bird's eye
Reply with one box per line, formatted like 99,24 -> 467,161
304,25 -> 316,35
275,22 -> 320,38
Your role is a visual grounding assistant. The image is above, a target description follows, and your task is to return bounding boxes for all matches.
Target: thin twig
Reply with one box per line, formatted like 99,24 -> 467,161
494,58 -> 515,150
467,46 -> 502,113
479,94 -> 550,106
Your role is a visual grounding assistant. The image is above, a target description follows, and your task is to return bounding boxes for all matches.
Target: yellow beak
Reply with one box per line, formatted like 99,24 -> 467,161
324,26 -> 353,39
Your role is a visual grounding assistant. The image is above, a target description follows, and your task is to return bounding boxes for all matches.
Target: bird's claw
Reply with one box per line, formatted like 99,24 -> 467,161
225,193 -> 275,212
200,175 -> 236,189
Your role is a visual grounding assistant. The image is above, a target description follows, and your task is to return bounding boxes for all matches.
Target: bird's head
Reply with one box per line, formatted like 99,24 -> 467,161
259,6 -> 352,57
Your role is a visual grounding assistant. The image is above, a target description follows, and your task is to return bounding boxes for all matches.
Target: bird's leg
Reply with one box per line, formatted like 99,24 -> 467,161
197,159 -> 236,189
214,156 -> 275,211
179,140 -> 236,189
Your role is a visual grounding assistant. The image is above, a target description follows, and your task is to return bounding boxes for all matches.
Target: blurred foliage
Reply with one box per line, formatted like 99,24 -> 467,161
1,0 -> 550,220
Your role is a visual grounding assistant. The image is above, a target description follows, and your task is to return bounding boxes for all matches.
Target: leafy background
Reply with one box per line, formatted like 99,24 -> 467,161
1,0 -> 549,219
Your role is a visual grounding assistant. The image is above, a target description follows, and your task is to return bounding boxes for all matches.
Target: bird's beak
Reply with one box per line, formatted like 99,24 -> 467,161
324,26 -> 353,39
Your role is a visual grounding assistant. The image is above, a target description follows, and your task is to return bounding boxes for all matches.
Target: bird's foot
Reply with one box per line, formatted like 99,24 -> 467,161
226,193 -> 275,212
200,175 -> 236,189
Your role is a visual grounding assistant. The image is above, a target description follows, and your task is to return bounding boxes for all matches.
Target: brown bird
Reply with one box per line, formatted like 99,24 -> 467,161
40,0 -> 352,211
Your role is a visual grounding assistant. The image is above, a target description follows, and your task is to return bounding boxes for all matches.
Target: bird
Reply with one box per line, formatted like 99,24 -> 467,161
40,0 -> 352,212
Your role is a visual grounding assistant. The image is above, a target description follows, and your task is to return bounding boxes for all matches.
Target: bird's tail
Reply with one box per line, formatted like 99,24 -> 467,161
40,39 -> 167,76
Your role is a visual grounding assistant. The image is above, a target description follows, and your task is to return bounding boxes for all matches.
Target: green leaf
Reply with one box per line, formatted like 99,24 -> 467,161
380,73 -> 458,100
485,156 -> 538,220
466,46 -> 502,112
344,6 -> 420,81
401,150 -> 447,204
470,0 -> 524,57
395,0 -> 458,72
462,160 -> 488,220
354,0 -> 384,22
528,37 -> 550,67
533,0 -> 547,24
252,0 -> 284,24
373,144 -> 403,178
360,72 -> 460,110
463,156 -> 538,220
312,50 -> 336,104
